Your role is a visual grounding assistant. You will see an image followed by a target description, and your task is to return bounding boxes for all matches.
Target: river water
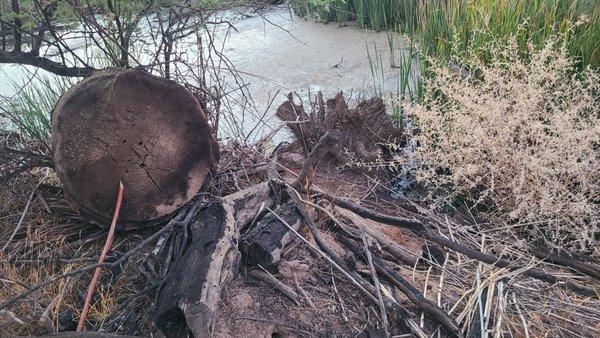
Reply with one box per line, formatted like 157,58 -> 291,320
0,6 -> 418,142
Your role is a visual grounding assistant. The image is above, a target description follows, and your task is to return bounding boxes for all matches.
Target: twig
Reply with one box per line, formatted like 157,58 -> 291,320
330,269 -> 348,322
293,274 -> 316,309
39,276 -> 78,333
77,182 -> 124,332
511,292 -> 530,338
2,179 -> 43,252
292,129 -> 342,190
249,269 -> 300,305
362,233 -> 390,338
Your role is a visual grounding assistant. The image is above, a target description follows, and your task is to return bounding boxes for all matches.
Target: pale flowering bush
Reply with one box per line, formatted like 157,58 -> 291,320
407,37 -> 599,253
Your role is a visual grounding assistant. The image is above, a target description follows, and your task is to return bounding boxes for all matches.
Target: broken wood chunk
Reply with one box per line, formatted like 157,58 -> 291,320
152,182 -> 282,336
225,181 -> 281,229
153,201 -> 239,337
241,203 -> 303,267
52,69 -> 219,229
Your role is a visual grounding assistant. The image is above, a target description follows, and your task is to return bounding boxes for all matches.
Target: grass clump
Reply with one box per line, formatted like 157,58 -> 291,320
405,37 -> 599,253
1,76 -> 73,144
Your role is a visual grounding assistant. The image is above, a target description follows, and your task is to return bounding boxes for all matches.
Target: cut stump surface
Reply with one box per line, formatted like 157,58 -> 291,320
52,69 -> 218,229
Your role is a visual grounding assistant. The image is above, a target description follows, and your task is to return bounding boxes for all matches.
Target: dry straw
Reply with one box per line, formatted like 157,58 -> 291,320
406,36 -> 599,254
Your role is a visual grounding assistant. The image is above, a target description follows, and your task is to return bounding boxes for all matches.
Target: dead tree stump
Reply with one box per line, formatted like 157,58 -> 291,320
276,92 -> 402,164
51,69 -> 218,229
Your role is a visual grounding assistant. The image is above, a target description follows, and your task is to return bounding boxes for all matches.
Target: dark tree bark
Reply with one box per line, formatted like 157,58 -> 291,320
241,202 -> 302,267
11,0 -> 21,52
154,201 -> 241,337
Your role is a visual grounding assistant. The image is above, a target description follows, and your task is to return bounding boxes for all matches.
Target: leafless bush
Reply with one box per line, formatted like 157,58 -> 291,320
405,37 -> 599,254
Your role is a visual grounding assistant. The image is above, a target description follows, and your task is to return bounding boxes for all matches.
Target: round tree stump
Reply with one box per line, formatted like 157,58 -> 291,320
52,69 -> 218,229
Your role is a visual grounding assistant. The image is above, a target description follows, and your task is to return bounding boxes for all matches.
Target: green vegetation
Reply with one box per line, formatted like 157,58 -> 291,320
289,0 -> 600,69
1,76 -> 74,143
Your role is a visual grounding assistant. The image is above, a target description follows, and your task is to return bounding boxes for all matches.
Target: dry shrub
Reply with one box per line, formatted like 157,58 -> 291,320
407,37 -> 599,253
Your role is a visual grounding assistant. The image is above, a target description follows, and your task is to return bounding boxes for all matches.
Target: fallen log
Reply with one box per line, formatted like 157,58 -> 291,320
52,69 -> 219,229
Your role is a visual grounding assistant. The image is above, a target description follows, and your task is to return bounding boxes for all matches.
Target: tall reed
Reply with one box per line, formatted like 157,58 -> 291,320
289,0 -> 600,69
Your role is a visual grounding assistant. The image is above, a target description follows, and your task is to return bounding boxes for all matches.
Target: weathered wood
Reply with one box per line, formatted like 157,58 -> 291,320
52,69 -> 219,229
241,203 -> 302,267
225,181 -> 281,229
342,214 -> 418,267
153,181 -> 281,336
248,269 -> 300,305
336,234 -> 463,337
154,201 -> 239,337
317,190 -> 598,298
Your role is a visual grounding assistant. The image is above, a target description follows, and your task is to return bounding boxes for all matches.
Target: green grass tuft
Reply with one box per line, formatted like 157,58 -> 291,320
1,76 -> 74,143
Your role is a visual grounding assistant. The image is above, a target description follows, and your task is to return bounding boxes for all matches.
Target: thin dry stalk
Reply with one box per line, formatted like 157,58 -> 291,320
2,178 -> 44,252
361,233 -> 390,338
77,182 -> 124,332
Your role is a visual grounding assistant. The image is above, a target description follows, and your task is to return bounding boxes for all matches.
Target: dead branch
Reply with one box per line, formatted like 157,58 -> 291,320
248,269 -> 300,305
292,129 -> 342,190
0,50 -> 95,77
317,191 -> 598,298
528,240 -> 600,280
2,178 -> 43,252
337,234 -> 463,337
361,233 -> 390,338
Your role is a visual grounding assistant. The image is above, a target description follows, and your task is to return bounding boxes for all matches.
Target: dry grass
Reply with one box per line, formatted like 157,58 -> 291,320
404,36 -> 599,254
0,171 -> 154,335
